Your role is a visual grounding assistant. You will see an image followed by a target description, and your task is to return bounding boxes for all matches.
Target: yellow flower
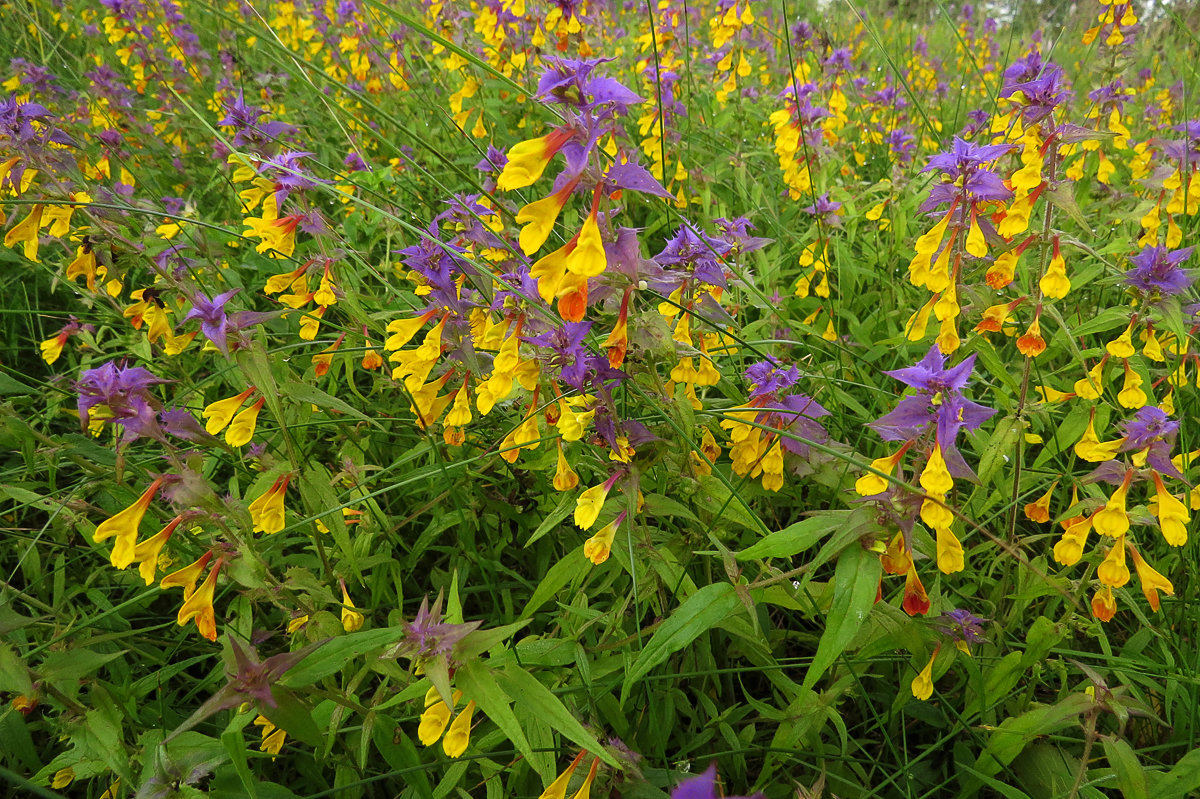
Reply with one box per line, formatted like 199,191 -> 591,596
248,475 -> 290,534
385,309 -> 438,350
911,646 -> 939,701
574,480 -> 612,530
1117,362 -> 1147,409
538,751 -> 586,799
1092,470 -> 1132,538
39,330 -> 69,365
1127,542 -> 1174,611
553,440 -> 580,492
225,397 -> 266,447
1073,360 -> 1105,399
496,129 -> 570,191
202,387 -> 256,434
583,514 -> 624,565
918,444 -> 954,495
51,767 -> 74,790
253,715 -> 287,758
95,477 -> 164,570
177,558 -> 222,641
1106,322 -> 1136,359
1091,584 -> 1117,622
565,210 -> 607,277
1039,246 -> 1070,299
1096,540 -> 1130,587
417,686 -> 462,746
1052,514 -> 1092,567
1023,481 -> 1057,523
160,551 -> 213,601
1152,472 -> 1190,546
340,582 -> 365,632
4,204 -> 44,261
516,187 -> 571,256
442,700 -> 476,758
1074,415 -> 1123,462
935,525 -> 965,574
131,515 -> 183,585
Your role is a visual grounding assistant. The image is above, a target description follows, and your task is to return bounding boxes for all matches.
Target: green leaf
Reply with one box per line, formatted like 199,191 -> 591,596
970,694 -> 1092,785
642,493 -> 700,524
1151,746 -> 1200,799
1102,736 -> 1148,799
525,491 -> 575,547
39,648 -> 125,683
455,660 -> 550,780
261,686 -> 323,748
495,665 -> 617,767
736,513 -> 847,560
520,548 -> 590,619
0,372 -> 34,395
282,380 -> 382,429
621,582 -> 741,701
694,475 -> 763,532
370,714 -> 433,799
453,619 -> 530,660
221,726 -> 258,799
282,628 -> 400,687
801,545 -> 881,690
299,463 -> 357,576
0,641 -> 33,695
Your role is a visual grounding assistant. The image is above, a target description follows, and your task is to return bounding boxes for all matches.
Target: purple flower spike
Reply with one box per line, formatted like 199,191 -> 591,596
870,346 -> 994,479
1120,406 -> 1181,477
1125,245 -> 1194,299
671,765 -> 764,799
183,289 -> 241,355
76,361 -> 169,442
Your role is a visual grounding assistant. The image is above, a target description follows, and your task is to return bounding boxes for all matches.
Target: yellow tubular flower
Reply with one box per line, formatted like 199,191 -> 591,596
553,440 -> 580,491
583,514 -> 623,565
538,751 -> 586,799
569,758 -> 602,799
1074,415 -> 1123,462
1152,472 -> 1190,546
202,387 -> 256,434
4,204 -> 44,261
516,187 -> 571,256
160,551 -> 213,601
340,582 -> 365,632
1127,542 -> 1174,611
131,515 -> 183,585
177,559 -> 221,641
496,129 -> 570,191
1023,481 -> 1058,523
1106,322 -> 1136,358
248,475 -> 290,534
97,478 -> 164,570
573,480 -> 613,529
919,444 -> 954,495
1092,470 -> 1132,538
417,687 -> 462,746
442,700 -> 476,758
254,715 -> 287,758
1073,360 -> 1105,399
565,210 -> 607,277
225,397 -> 265,447
911,646 -> 939,701
935,525 -> 965,574
1097,540 -> 1130,587
1053,513 -> 1093,567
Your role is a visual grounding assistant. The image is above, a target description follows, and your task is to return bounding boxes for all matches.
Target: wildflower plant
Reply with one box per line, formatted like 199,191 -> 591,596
2,1 -> 1200,798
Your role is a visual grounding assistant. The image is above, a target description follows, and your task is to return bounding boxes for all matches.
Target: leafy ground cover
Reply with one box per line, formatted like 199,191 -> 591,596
2,0 -> 1200,797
